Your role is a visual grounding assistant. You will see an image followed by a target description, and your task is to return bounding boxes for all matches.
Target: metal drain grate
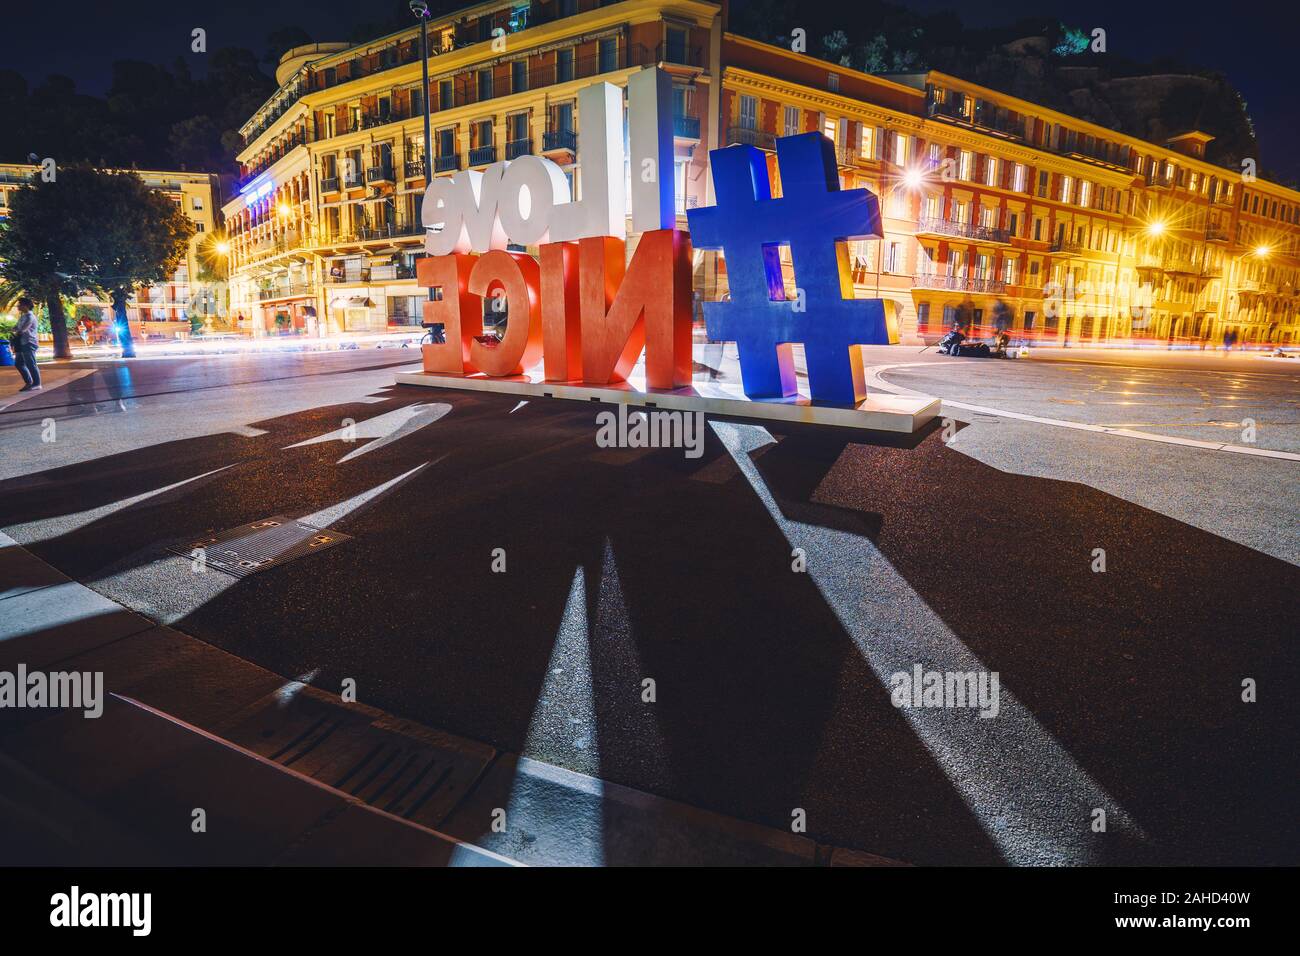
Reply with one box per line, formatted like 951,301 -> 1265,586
169,515 -> 351,577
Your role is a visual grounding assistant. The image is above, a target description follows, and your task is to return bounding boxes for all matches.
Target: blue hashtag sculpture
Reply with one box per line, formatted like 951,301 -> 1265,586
687,132 -> 891,405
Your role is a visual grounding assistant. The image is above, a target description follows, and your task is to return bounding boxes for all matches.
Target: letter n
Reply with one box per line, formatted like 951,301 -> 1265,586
578,229 -> 692,390
417,253 -> 480,374
540,241 -> 582,381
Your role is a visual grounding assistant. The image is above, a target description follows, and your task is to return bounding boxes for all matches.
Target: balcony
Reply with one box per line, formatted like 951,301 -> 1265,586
343,172 -> 365,189
1048,239 -> 1086,256
258,283 -> 314,301
320,177 -> 340,194
727,126 -> 775,150
505,138 -> 532,160
366,164 -> 394,185
542,128 -> 577,155
435,154 -> 460,173
1206,228 -> 1230,243
673,114 -> 700,140
405,160 -> 427,179
915,217 -> 1011,245
468,144 -> 497,166
656,42 -> 702,67
913,273 -> 1007,294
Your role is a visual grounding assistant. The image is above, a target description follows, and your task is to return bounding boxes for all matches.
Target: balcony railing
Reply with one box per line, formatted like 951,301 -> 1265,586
656,42 -> 702,67
542,129 -> 577,152
913,273 -> 1007,294
435,154 -> 460,173
366,164 -> 395,184
673,114 -> 700,139
1206,228 -> 1230,242
405,160 -> 427,179
258,283 -> 314,301
343,172 -> 365,189
468,144 -> 497,166
917,217 -> 1010,244
727,126 -> 775,150
505,138 -> 532,160
1049,239 -> 1085,255
320,177 -> 340,193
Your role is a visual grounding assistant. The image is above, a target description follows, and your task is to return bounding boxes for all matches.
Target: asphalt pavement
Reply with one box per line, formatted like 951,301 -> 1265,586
0,347 -> 1295,865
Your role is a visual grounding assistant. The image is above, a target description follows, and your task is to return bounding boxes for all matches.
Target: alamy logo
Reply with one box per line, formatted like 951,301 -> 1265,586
0,665 -> 103,718
595,405 -> 705,459
50,887 -> 151,936
890,664 -> 1000,718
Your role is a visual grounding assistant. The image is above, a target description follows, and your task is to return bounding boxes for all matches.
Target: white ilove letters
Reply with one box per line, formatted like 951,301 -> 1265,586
421,69 -> 672,255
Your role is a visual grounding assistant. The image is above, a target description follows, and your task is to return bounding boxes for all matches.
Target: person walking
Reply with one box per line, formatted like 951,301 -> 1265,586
11,297 -> 41,391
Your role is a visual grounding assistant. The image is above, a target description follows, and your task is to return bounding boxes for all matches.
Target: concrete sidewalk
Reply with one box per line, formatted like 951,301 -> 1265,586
0,532 -> 900,867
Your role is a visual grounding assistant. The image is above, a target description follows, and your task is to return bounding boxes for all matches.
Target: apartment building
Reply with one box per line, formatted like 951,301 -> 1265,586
223,2 -> 1300,347
223,0 -> 720,336
0,164 -> 220,340
718,38 -> 1300,346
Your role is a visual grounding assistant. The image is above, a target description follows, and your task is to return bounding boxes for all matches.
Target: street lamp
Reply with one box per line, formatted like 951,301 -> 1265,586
1254,244 -> 1271,257
411,0 -> 434,183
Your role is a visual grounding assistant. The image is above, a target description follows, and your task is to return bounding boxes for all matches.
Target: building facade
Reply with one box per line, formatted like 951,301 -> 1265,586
222,1 -> 1300,347
223,0 -> 720,337
0,164 -> 220,340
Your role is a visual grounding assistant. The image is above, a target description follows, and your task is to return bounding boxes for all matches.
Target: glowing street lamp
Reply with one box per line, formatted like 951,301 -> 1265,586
215,240 -> 230,256
1254,244 -> 1271,258
902,167 -> 925,190
1145,220 -> 1166,237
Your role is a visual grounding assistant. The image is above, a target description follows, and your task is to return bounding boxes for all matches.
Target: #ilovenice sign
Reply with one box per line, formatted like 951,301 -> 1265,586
396,68 -> 938,433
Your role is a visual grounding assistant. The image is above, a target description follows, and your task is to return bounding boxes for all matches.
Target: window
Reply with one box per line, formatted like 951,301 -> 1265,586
439,80 -> 453,110
1059,175 -> 1073,203
350,105 -> 362,132
1002,257 -> 1016,284
739,94 -> 758,131
473,119 -> 493,148
557,48 -> 574,83
1079,181 -> 1091,208
599,37 -> 617,73
411,87 -> 423,116
1037,170 -> 1049,198
191,196 -> 204,210
1007,212 -> 1019,237
983,156 -> 998,187
783,106 -> 800,138
892,133 -> 908,167
508,112 -> 529,144
674,159 -> 687,215
1012,163 -> 1027,192
477,68 -> 493,101
958,150 -> 973,180
554,100 -> 574,132
437,127 -> 455,158
1024,310 -> 1036,330
884,242 -> 901,273
665,26 -> 688,64
828,72 -> 839,92
512,60 -> 527,92
917,302 -> 931,328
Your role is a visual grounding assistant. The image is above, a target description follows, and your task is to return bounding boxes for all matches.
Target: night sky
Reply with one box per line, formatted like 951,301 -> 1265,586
9,0 -> 1300,182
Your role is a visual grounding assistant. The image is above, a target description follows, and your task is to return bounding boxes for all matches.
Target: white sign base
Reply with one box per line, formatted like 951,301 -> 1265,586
395,371 -> 940,433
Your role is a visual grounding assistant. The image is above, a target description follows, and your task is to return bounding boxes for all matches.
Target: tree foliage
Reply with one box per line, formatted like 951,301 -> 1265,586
0,166 -> 194,358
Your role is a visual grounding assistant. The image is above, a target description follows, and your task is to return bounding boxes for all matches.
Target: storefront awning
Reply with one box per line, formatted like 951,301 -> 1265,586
330,296 -> 375,308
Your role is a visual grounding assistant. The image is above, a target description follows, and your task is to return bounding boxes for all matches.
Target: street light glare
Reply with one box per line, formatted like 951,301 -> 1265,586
215,240 -> 230,255
902,168 -> 924,189
1146,221 -> 1166,236
1255,244 -> 1271,257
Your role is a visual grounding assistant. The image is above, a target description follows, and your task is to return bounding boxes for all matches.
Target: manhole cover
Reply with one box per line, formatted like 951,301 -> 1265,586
169,516 -> 351,577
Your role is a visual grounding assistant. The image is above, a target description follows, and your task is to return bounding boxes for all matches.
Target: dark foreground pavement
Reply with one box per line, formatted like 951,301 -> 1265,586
0,351 -> 1296,866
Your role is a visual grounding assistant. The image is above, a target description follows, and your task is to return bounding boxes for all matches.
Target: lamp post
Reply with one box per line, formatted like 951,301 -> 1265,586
411,0 -> 434,182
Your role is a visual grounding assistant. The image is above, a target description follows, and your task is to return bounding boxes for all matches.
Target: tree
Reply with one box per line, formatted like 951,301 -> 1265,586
0,165 -> 193,359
